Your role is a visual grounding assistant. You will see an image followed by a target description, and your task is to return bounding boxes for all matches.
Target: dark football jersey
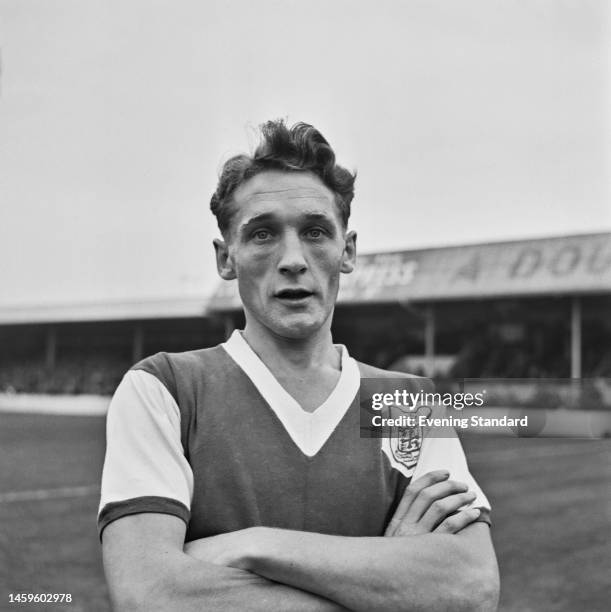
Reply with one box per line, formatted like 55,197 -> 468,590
98,331 -> 490,540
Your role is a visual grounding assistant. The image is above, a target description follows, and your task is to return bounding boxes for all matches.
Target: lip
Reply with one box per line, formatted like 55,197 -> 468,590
274,288 -> 315,304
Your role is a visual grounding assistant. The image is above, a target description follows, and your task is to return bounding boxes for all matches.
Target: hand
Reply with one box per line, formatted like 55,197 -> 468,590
384,470 -> 481,537
184,527 -> 260,570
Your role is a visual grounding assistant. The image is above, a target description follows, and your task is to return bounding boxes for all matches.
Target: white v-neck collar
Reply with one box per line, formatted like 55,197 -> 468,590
221,330 -> 360,457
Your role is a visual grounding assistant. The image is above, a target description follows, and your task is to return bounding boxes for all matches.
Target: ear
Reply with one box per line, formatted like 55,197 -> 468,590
213,238 -> 236,280
340,230 -> 357,274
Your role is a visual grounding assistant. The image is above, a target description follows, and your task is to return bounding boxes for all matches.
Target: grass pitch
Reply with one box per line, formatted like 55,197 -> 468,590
0,412 -> 609,611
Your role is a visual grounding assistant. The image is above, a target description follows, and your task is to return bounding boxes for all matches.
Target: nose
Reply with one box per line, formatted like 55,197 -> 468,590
278,231 -> 307,275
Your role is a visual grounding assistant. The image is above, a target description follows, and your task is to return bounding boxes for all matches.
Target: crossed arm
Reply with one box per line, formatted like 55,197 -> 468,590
102,471 -> 499,611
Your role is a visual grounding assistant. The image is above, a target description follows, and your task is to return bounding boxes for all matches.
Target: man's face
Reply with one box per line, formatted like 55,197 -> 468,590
214,170 -> 356,339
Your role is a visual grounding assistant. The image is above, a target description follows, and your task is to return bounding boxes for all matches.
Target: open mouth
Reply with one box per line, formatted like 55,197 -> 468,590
275,289 -> 314,301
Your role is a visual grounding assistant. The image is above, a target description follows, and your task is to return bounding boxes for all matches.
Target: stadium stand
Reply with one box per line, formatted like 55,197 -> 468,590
1,232 -> 610,394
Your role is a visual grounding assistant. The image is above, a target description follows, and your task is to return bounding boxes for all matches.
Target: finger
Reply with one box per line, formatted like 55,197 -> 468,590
407,479 -> 469,523
435,508 -> 481,534
385,470 -> 450,536
388,478 -> 467,535
418,490 -> 477,531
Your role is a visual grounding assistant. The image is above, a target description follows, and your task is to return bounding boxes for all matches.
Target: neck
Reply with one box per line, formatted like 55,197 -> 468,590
241,316 -> 340,372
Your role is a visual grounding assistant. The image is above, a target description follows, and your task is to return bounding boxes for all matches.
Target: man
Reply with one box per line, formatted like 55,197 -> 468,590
99,120 -> 499,611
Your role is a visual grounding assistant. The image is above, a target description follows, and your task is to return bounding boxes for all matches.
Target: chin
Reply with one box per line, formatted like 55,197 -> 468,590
269,314 -> 326,340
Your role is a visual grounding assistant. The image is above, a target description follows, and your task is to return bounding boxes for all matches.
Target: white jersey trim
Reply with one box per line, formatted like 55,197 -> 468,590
222,330 -> 360,457
409,433 -> 491,512
98,369 -> 194,515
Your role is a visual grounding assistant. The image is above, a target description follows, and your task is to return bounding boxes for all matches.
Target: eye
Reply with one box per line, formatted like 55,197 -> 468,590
252,229 -> 272,242
306,227 -> 325,239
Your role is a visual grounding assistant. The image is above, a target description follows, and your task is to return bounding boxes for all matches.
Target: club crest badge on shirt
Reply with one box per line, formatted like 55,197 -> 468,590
381,420 -> 423,478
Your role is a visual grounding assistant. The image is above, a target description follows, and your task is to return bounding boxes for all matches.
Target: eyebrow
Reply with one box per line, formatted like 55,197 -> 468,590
301,212 -> 335,223
238,211 -> 335,234
238,213 -> 276,235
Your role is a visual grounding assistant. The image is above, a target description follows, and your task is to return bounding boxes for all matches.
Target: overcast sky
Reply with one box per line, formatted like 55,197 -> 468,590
1,0 -> 609,306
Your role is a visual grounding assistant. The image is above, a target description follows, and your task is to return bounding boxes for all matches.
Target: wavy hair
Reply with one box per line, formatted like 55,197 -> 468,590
210,120 -> 356,234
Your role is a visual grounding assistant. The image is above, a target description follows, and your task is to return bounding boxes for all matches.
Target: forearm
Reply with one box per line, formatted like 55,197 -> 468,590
110,549 -> 347,612
103,519 -> 347,612
240,526 -> 498,612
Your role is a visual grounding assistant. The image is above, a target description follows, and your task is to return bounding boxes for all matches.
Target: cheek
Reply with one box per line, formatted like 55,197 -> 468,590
234,251 -> 278,303
237,272 -> 270,308
235,247 -> 274,277
310,244 -> 345,277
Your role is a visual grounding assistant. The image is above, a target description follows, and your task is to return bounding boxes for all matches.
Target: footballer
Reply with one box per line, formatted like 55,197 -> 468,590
98,120 -> 500,611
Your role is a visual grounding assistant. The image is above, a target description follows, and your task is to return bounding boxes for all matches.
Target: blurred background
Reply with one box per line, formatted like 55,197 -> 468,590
1,1 -> 610,610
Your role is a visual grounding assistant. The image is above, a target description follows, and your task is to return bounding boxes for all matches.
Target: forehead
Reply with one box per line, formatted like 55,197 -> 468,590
229,171 -> 340,226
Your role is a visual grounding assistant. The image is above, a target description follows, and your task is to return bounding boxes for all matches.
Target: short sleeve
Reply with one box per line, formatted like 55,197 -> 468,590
97,369 -> 194,539
411,424 -> 492,525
